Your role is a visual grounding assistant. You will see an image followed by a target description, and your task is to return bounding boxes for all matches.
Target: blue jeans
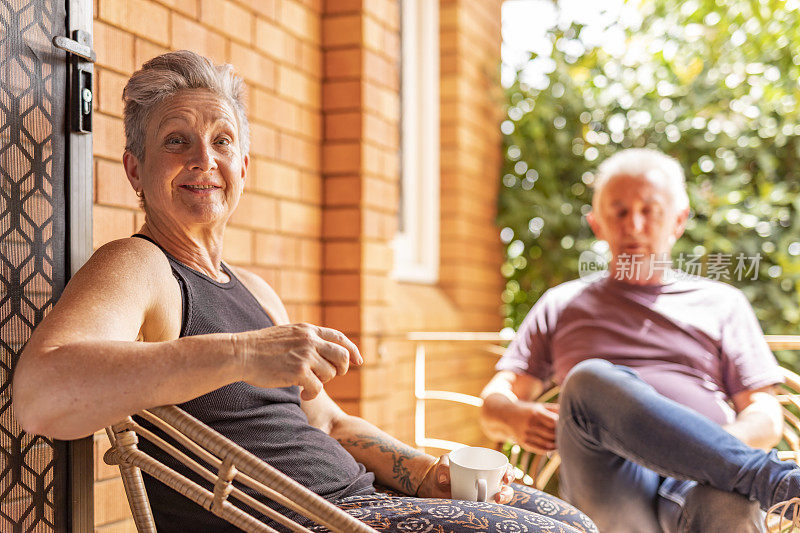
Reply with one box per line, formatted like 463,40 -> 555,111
556,359 -> 800,533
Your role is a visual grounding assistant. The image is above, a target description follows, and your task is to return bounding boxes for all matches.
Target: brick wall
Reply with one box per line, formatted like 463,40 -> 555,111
377,0 -> 505,450
89,0 -> 502,529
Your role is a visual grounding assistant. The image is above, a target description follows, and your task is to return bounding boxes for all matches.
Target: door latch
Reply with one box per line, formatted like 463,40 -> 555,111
53,30 -> 95,133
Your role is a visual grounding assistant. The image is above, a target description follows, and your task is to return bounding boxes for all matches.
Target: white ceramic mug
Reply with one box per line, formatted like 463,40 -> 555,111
448,446 -> 509,502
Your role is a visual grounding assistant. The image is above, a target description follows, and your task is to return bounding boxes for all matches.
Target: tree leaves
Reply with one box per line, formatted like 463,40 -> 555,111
499,0 -> 800,366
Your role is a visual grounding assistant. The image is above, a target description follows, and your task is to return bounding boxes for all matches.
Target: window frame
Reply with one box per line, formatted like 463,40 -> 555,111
392,0 -> 440,284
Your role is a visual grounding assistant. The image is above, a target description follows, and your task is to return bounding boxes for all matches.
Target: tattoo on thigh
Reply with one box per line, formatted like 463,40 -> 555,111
339,434 -> 425,494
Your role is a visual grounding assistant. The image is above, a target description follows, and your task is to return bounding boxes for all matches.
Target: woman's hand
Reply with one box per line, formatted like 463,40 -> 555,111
234,323 -> 363,400
415,454 -> 516,504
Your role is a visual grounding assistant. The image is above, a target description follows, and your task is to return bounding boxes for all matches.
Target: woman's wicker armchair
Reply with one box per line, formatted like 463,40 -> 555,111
104,405 -> 378,533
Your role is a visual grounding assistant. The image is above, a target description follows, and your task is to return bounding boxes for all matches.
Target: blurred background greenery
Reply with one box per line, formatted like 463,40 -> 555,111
499,0 -> 800,368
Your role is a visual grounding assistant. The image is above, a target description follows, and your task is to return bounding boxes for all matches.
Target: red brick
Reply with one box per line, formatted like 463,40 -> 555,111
299,171 -> 322,204
229,42 -> 277,89
277,65 -> 320,106
295,106 -> 322,140
171,14 -> 227,65
255,17 -> 291,62
322,80 -> 361,110
279,200 -> 321,236
298,41 -> 322,77
153,0 -> 198,17
322,143 -> 360,174
94,477 -> 132,525
251,88 -> 296,129
96,159 -> 139,209
362,15 -> 384,52
324,48 -> 361,79
94,434 -> 119,482
280,0 -> 318,42
363,113 -> 396,147
300,0 -> 323,13
298,238 -> 321,269
93,206 -> 136,249
322,15 -> 361,47
363,176 -> 397,210
324,176 -> 361,206
277,133 -> 319,170
230,193 -> 279,230
323,241 -> 361,271
94,21 -> 135,74
363,209 -> 396,240
252,158 -> 302,199
362,273 -> 389,304
200,0 -> 254,44
222,226 -> 253,263
321,304 -> 360,334
322,207 -> 360,238
98,0 -> 169,46
362,241 -> 392,272
93,113 -> 125,160
95,519 -> 138,532
322,273 -> 360,302
281,269 -> 320,302
134,38 -> 169,69
323,0 -> 361,15
324,111 -> 361,140
249,122 -> 278,158
97,69 -> 127,117
254,232 -> 296,267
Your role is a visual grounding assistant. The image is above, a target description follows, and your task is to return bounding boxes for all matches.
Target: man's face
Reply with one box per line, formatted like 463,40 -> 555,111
588,171 -> 688,280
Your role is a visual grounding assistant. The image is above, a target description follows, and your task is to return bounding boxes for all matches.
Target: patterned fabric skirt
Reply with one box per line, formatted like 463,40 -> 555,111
305,484 -> 598,533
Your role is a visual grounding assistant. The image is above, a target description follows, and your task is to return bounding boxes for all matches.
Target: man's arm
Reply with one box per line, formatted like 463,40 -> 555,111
724,386 -> 784,450
480,370 -> 559,453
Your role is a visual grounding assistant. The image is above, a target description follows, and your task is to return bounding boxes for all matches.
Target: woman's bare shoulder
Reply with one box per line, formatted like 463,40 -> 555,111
46,237 -> 182,342
228,266 -> 290,325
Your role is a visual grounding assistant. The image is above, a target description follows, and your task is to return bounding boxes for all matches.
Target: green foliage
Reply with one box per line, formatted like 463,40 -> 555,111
499,0 -> 800,367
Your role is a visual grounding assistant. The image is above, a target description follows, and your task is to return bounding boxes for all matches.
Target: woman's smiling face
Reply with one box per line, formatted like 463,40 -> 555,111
124,88 -> 248,230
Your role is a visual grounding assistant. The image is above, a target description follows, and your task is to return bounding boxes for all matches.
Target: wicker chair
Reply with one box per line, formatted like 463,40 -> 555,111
103,405 -> 378,533
410,332 -> 800,531
504,338 -> 800,492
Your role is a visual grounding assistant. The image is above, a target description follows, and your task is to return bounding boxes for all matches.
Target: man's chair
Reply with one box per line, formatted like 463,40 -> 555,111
410,333 -> 800,531
103,405 -> 378,533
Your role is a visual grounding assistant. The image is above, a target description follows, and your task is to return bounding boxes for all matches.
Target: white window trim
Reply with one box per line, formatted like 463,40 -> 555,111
393,0 -> 440,284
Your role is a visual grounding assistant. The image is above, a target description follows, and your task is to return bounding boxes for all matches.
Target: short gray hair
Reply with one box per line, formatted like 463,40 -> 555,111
122,50 -> 249,160
593,148 -> 689,210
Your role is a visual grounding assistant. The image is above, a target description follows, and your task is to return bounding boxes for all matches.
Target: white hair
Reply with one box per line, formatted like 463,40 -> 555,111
122,50 -> 249,160
593,148 -> 689,210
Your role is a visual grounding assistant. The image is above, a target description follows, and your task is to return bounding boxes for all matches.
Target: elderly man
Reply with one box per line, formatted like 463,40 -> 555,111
481,148 -> 800,532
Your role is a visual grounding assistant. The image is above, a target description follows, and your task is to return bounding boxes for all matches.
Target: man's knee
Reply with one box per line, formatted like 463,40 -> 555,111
561,359 -> 622,403
679,485 -> 764,533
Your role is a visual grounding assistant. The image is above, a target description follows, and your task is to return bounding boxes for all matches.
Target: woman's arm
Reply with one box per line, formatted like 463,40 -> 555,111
302,392 -> 515,501
12,238 -> 242,439
14,240 -> 361,439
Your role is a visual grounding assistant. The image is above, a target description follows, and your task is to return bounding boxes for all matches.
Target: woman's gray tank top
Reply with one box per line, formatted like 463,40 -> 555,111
132,234 -> 375,532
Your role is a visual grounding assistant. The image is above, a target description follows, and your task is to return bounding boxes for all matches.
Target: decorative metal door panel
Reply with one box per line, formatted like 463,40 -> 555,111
0,0 -> 69,531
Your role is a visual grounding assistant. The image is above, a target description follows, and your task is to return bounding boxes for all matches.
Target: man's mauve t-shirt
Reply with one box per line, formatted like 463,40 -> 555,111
497,272 -> 783,424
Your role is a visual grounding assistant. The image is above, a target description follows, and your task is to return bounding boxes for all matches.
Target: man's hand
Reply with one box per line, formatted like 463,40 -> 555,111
416,454 -> 516,504
234,323 -> 363,400
512,402 -> 560,454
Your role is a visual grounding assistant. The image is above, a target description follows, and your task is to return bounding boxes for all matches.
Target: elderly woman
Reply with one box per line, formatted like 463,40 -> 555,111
13,50 -> 596,533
